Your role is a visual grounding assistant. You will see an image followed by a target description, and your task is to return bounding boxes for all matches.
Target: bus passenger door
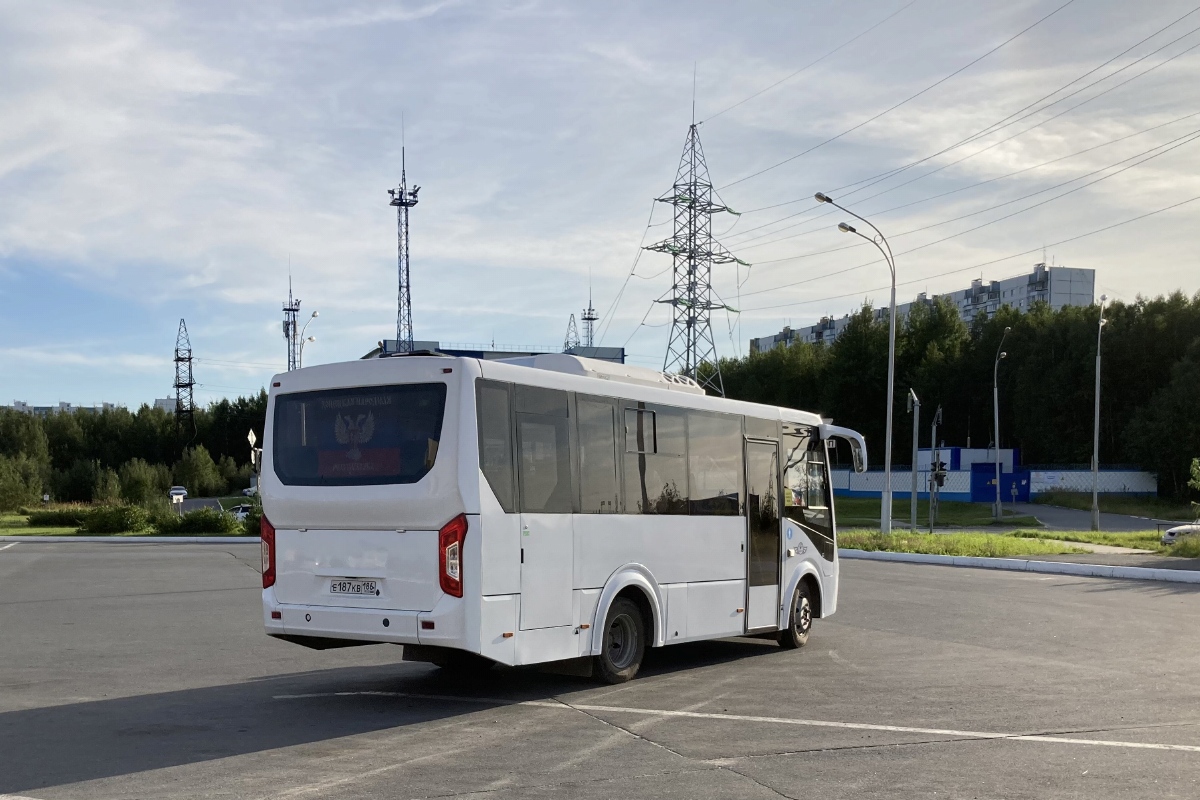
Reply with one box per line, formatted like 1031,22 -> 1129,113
744,439 -> 782,632
515,410 -> 574,630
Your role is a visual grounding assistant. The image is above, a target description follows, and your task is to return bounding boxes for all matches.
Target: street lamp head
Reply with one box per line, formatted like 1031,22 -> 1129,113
306,336 -> 316,342
311,310 -> 319,318
1004,326 -> 1012,333
1100,294 -> 1108,302
999,351 -> 1007,359
814,192 -> 832,204
838,222 -> 856,234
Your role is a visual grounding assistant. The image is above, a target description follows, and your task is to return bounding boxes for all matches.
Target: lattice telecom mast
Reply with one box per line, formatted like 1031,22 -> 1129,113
388,148 -> 421,351
644,124 -> 745,396
581,286 -> 599,348
283,277 -> 302,371
173,318 -> 196,431
563,313 -> 580,352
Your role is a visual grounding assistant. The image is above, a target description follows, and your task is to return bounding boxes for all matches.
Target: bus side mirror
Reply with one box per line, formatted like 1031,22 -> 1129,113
818,424 -> 868,474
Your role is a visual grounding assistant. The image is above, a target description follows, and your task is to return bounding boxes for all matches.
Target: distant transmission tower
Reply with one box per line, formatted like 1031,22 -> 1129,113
563,313 -> 580,352
581,286 -> 599,348
645,124 -> 745,396
388,147 -> 421,351
283,277 -> 301,371
173,319 -> 196,433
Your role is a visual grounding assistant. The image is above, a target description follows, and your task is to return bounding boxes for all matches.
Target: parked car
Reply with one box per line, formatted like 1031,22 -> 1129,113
242,486 -> 258,497
168,486 -> 188,500
230,503 -> 253,522
1161,523 -> 1200,546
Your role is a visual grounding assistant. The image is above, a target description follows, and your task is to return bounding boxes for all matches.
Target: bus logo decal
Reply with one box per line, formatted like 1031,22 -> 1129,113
334,412 -> 375,461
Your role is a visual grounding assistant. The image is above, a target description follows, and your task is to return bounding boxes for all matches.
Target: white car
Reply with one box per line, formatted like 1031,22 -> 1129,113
230,503 -> 253,522
242,486 -> 258,497
169,486 -> 188,500
1161,524 -> 1200,546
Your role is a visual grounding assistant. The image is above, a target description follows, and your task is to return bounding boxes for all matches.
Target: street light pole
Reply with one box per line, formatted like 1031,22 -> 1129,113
815,192 -> 897,535
298,311 -> 319,369
1091,295 -> 1109,531
993,326 -> 1011,520
908,389 -> 920,531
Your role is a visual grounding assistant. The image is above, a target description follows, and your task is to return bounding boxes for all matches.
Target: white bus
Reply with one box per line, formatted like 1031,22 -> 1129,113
260,353 -> 866,683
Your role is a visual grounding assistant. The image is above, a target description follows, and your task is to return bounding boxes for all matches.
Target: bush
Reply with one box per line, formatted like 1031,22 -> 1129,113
27,506 -> 91,527
79,504 -> 151,534
1168,535 -> 1200,558
172,507 -> 241,534
242,498 -> 262,536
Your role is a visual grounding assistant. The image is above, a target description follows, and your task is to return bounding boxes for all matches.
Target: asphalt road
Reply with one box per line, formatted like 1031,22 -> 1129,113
1010,501 -> 1177,532
1,541 -> 1199,799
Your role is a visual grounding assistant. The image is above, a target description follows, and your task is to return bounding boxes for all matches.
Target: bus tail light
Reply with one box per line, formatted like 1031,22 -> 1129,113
261,515 -> 276,589
438,514 -> 468,597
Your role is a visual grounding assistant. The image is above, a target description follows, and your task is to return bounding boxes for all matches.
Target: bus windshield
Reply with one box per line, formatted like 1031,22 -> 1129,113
272,383 -> 448,486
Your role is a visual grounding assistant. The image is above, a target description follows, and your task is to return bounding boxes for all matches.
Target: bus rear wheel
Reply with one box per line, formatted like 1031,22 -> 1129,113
778,582 -> 813,650
596,597 -> 645,684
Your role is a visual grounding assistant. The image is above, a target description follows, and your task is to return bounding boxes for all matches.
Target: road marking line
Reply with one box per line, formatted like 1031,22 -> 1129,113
0,543 -> 17,551
272,691 -> 1200,753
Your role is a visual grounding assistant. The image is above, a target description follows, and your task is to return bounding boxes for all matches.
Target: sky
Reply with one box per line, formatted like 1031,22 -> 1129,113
2,0 -> 1199,407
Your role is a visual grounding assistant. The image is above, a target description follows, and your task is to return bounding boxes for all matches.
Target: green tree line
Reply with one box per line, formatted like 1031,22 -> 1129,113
0,391 -> 267,511
714,291 -> 1200,498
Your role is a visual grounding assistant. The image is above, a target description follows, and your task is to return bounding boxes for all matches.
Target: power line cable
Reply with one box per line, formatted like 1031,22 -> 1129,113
739,192 -> 1200,312
596,200 -> 657,345
739,124 -> 1200,259
733,8 -> 1200,225
701,0 -> 920,124
718,0 -> 1078,190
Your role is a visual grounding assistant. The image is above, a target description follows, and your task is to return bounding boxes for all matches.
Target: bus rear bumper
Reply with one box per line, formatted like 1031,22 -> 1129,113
263,590 -> 466,649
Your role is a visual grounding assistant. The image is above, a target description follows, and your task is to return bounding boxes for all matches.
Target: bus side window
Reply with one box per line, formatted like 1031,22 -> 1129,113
476,380 -> 515,512
516,413 -> 574,514
623,406 -> 687,515
687,411 -> 742,516
577,398 -> 618,513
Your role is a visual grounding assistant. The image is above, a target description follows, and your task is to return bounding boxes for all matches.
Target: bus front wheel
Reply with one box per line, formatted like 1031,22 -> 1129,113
778,582 -> 813,650
596,597 -> 645,684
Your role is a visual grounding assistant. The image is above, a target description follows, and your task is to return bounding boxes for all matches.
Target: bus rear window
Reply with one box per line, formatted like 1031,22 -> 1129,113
272,383 -> 448,486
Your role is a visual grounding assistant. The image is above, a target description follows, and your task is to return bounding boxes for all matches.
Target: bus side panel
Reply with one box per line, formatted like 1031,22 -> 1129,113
573,515 -> 744,589
478,489 -> 521,596
684,580 -> 745,641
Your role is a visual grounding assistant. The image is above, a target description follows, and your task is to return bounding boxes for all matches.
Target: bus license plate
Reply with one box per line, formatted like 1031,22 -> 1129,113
330,579 -> 378,596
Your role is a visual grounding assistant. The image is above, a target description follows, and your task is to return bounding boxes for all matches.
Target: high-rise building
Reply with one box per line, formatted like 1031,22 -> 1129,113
750,264 -> 1094,353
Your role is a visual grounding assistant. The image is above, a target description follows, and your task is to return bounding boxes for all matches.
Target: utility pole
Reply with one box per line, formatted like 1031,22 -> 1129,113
1091,295 -> 1109,531
993,326 -> 1011,520
929,405 -> 943,532
389,147 -> 421,352
283,277 -> 301,372
173,319 -> 196,438
908,389 -> 920,531
645,124 -> 747,396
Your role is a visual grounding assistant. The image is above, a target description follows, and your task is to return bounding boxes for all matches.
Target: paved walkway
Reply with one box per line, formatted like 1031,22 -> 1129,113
1008,502 -> 1176,532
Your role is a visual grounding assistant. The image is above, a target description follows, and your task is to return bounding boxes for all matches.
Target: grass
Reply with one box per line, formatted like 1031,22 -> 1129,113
1007,528 -> 1200,557
0,511 -> 253,537
1033,491 -> 1198,521
839,529 -> 1086,557
836,497 -> 1041,528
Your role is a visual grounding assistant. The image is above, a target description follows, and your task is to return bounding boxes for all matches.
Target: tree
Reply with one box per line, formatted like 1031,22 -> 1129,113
1126,340 -> 1200,496
119,458 -> 172,506
0,454 -> 42,512
173,445 -> 226,497
93,467 -> 121,505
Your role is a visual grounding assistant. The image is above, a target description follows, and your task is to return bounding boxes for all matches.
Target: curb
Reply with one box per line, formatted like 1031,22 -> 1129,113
0,536 -> 260,545
839,548 -> 1200,584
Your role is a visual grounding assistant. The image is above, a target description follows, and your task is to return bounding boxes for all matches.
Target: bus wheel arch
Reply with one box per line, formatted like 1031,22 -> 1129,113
590,568 -> 663,655
780,566 -> 824,628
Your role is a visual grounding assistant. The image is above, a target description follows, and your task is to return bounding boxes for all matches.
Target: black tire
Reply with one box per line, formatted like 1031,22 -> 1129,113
778,582 -> 814,650
596,597 -> 646,684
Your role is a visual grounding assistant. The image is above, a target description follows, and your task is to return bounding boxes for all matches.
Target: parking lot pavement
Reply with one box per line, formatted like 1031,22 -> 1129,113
2,543 -> 1199,800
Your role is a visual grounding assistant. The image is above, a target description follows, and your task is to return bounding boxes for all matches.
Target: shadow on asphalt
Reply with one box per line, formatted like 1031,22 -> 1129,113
0,637 -> 782,793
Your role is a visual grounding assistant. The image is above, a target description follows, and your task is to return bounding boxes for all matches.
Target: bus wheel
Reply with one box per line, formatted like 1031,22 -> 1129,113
778,582 -> 813,650
596,597 -> 645,684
